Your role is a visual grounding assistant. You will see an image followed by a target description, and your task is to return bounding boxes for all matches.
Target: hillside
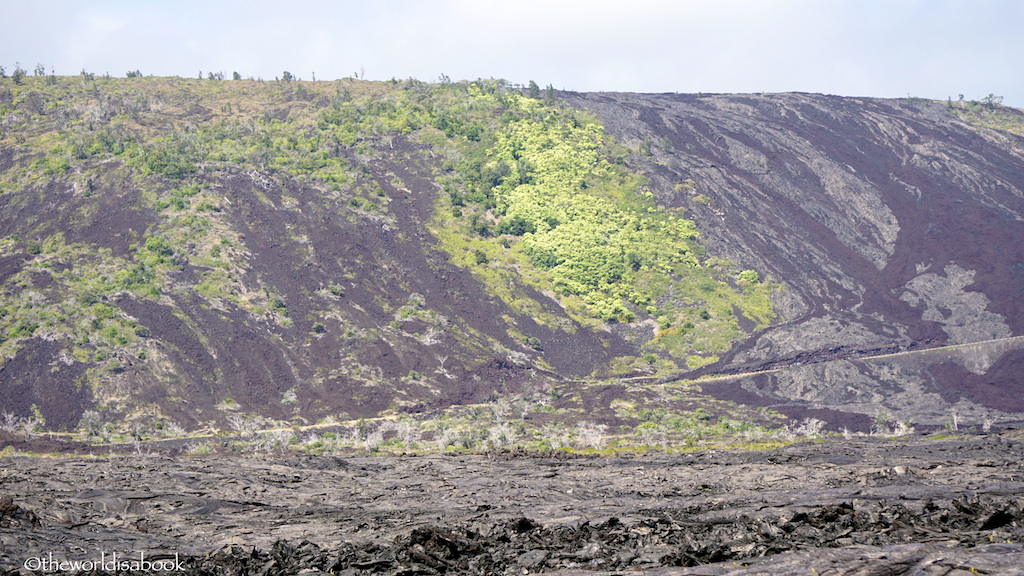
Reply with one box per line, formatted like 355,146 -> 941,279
566,91 -> 1024,429
1,74 -> 1023,443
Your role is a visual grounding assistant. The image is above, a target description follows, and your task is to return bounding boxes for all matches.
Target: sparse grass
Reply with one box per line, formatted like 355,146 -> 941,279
20,377 -> 799,456
947,98 -> 1024,138
0,74 -> 359,391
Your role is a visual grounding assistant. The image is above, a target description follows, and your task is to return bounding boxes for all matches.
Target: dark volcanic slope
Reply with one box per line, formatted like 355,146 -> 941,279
3,81 -> 1024,433
568,92 -> 1024,427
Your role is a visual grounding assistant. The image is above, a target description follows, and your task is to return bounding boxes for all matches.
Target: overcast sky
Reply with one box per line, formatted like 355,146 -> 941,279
3,0 -> 1021,106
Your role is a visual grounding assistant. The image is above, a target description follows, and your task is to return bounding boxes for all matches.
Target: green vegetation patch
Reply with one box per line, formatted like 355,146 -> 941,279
946,94 -> 1024,140
0,233 -> 153,368
428,85 -> 776,360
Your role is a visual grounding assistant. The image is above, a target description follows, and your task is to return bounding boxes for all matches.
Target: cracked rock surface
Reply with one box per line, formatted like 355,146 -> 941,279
3,430 -> 1024,574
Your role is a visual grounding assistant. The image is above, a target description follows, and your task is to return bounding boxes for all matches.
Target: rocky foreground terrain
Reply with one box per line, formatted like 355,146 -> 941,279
2,430 -> 1024,574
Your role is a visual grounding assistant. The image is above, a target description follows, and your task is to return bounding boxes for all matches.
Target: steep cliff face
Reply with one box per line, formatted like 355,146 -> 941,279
567,92 -> 1024,427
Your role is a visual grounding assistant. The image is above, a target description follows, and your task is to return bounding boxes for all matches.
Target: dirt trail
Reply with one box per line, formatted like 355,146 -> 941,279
665,334 -> 1024,384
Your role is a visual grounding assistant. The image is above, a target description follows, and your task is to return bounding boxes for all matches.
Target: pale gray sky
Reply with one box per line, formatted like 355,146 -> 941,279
3,0 -> 1021,106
